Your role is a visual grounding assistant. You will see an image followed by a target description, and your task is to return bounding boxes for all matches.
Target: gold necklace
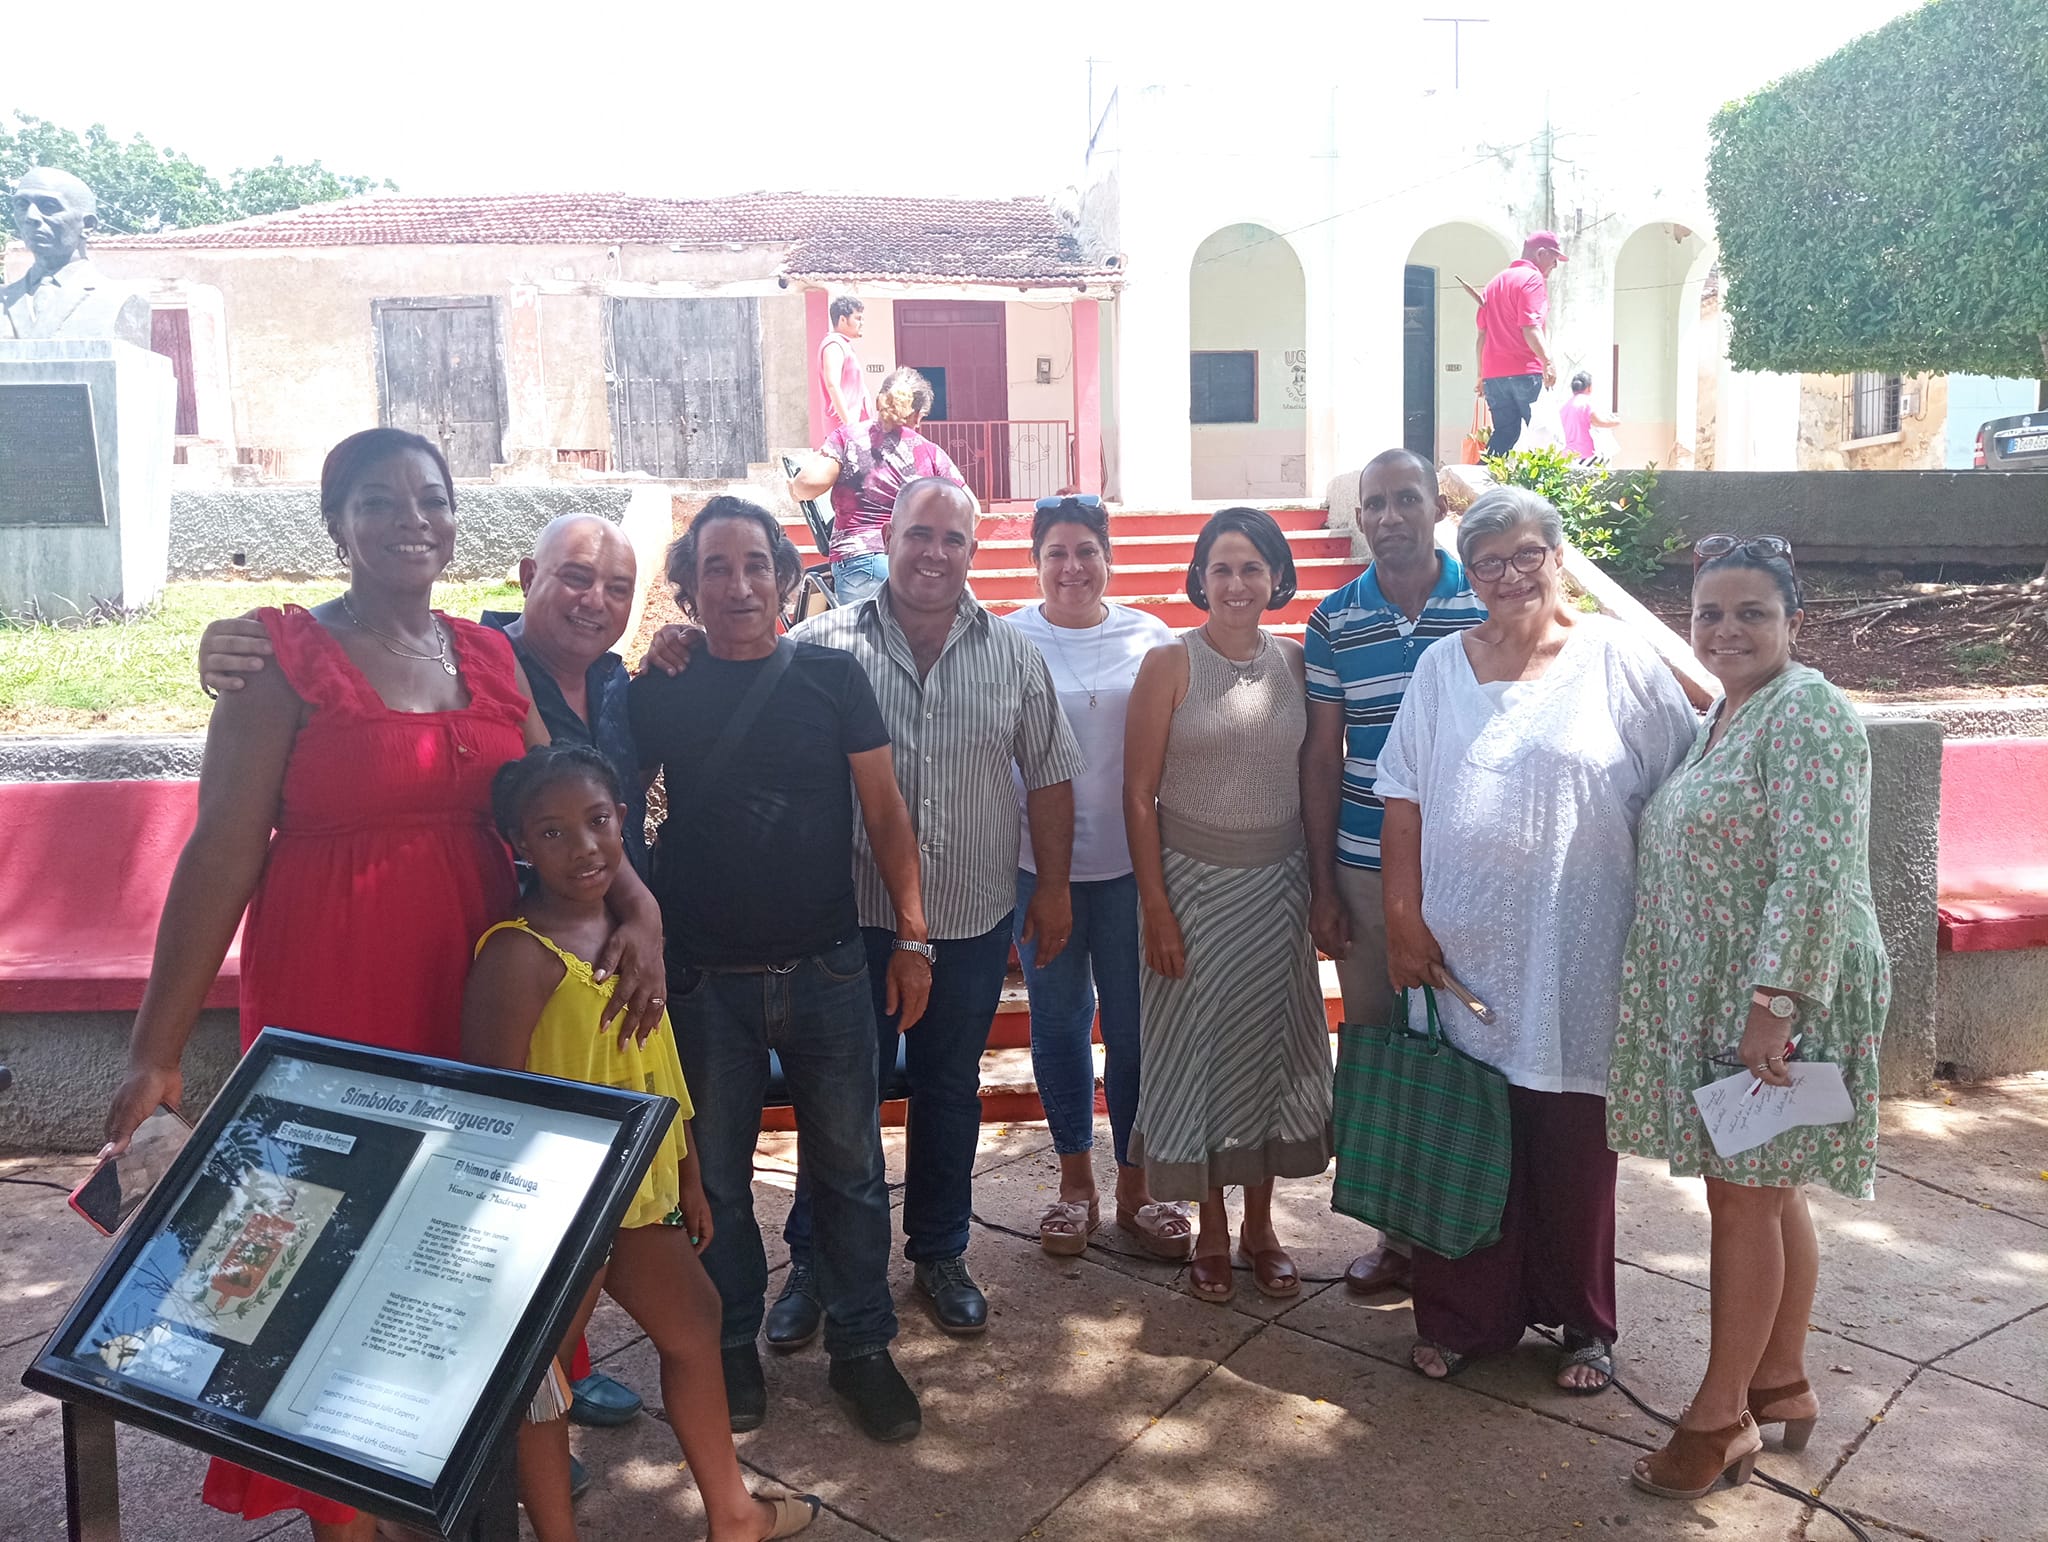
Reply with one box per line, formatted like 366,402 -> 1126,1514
341,594 -> 458,676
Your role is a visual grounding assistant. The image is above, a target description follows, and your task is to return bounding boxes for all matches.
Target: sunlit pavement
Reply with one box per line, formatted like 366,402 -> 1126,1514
6,1077 -> 2045,1542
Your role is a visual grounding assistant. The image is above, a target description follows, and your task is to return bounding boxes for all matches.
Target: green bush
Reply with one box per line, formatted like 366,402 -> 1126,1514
1479,446 -> 1680,579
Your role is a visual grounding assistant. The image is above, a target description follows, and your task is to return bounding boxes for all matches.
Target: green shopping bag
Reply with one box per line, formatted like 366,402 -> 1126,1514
1331,987 -> 1512,1259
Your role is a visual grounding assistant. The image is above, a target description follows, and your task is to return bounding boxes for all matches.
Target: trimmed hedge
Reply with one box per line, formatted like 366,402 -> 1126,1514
1708,0 -> 2048,378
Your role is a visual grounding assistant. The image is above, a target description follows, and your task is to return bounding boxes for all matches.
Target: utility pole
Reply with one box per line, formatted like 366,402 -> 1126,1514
1423,16 -> 1489,90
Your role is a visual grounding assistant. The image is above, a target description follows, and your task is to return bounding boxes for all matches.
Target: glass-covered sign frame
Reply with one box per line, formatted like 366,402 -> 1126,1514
24,1029 -> 674,1538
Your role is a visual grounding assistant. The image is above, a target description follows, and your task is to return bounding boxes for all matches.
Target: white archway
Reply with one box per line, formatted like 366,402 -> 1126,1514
1403,222 -> 1516,466
1611,222 -> 1716,467
1188,224 -> 1307,500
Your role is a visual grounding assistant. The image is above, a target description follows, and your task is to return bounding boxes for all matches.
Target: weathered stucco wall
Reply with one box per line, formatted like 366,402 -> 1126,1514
1648,470 -> 2048,566
167,484 -> 637,581
1863,717 -> 1942,1093
1795,373 -> 1948,470
89,242 -> 805,480
1935,951 -> 2048,1081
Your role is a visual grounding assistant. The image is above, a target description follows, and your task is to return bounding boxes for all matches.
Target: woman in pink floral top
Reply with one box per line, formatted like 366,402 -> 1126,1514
1608,537 -> 1889,1501
788,366 -> 971,607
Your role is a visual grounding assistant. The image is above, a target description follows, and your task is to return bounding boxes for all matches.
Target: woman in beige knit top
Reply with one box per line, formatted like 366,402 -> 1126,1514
1123,508 -> 1334,1305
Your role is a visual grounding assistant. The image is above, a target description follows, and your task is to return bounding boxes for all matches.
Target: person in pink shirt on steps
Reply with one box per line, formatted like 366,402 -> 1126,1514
1561,371 -> 1622,461
819,295 -> 873,434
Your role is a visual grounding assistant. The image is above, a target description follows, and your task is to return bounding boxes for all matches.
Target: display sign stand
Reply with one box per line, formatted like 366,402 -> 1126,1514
29,1030 -> 672,1541
60,1401 -> 520,1542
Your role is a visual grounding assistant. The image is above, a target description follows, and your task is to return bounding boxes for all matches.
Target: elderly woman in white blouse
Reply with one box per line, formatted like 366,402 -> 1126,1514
1377,485 -> 1696,1392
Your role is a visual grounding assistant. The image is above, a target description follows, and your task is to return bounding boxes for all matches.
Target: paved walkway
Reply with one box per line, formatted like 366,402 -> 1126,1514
5,1077 -> 2045,1542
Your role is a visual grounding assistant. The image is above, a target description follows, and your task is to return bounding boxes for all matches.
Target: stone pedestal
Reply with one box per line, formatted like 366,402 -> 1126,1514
0,339 -> 175,616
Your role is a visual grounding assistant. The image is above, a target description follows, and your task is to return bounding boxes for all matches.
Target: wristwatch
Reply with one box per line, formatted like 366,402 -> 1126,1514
894,939 -> 936,963
1752,990 -> 1797,1020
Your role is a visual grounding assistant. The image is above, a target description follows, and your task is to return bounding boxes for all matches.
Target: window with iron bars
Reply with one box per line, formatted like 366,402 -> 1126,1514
1850,372 -> 1901,439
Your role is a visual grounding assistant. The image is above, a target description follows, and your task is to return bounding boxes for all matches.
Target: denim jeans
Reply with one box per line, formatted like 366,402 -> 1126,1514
1015,868 -> 1143,1166
832,552 -> 889,607
1482,372 -> 1544,455
672,936 -> 897,1360
786,915 -> 1014,1264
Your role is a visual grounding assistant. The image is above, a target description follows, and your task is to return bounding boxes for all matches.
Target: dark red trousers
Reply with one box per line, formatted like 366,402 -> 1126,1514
1410,1087 -> 1618,1357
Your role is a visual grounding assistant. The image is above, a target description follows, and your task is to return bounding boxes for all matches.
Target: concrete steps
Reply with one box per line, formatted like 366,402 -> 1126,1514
761,963 -> 1349,1130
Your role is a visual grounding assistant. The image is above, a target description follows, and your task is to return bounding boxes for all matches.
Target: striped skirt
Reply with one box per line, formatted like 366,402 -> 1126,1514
1131,845 -> 1333,1200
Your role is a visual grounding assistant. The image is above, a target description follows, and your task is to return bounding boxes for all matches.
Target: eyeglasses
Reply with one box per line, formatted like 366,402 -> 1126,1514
1692,533 -> 1794,573
1466,544 -> 1553,583
1034,494 -> 1103,515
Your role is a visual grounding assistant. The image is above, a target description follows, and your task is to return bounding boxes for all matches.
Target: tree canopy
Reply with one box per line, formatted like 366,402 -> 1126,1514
1707,0 -> 2048,378
0,113 -> 394,235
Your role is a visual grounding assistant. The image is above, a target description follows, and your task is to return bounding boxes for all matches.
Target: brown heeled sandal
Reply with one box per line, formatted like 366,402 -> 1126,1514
1747,1378 -> 1818,1452
1630,1411 -> 1763,1499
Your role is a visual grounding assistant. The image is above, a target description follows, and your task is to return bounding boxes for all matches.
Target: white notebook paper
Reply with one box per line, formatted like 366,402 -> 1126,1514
1691,1062 -> 1854,1160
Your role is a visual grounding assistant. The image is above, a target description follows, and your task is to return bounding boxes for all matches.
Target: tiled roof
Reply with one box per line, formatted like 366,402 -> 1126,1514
98,191 -> 1119,286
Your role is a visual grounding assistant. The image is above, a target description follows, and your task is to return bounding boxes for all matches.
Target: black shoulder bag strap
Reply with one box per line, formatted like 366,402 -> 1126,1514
687,636 -> 795,803
652,638 -> 795,899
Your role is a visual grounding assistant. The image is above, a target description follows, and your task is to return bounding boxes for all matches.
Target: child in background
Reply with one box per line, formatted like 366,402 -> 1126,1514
462,743 -> 817,1541
1561,371 -> 1623,461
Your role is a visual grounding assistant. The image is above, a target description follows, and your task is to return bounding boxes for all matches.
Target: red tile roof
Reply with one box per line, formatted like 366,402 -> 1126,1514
99,191 -> 1118,287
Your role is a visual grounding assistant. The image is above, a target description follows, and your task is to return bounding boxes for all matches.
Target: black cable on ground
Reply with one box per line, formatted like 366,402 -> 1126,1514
0,1175 -> 74,1193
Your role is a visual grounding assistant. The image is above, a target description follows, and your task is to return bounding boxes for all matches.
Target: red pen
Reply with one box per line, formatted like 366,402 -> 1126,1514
1749,1033 -> 1804,1096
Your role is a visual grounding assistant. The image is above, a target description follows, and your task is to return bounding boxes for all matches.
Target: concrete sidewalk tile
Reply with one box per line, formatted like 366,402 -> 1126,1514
1616,1151 -> 2048,1363
1614,1154 -> 1715,1283
549,1412 -> 874,1542
1804,1174 -> 2048,1362
599,1227 -> 1259,1541
1280,1259 -> 1913,1483
969,1153 -> 1353,1323
3,1386 -> 309,1542
1933,1303 -> 2048,1409
1825,1367 -> 2048,1542
0,1155 -> 107,1351
1881,1076 -> 2048,1227
1031,1323 -> 1813,1542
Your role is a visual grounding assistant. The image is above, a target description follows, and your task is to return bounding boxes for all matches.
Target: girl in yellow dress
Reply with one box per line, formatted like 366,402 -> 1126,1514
462,743 -> 817,1541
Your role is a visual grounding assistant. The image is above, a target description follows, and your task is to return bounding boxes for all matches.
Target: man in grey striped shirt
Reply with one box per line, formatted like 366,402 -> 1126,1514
774,477 -> 1085,1338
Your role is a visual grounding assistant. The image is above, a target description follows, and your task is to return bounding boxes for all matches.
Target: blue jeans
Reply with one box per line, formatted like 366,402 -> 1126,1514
673,937 -> 897,1360
787,915 -> 1015,1264
832,552 -> 888,607
1015,869 -> 1142,1166
1482,373 -> 1544,455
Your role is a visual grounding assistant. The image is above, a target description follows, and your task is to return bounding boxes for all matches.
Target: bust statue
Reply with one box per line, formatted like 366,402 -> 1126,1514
2,168 -> 152,347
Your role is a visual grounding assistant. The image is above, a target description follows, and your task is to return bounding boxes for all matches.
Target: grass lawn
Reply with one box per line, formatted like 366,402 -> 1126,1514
0,580 -> 523,735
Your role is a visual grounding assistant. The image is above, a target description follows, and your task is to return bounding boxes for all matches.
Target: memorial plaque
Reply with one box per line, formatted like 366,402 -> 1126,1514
23,1030 -> 673,1538
0,382 -> 107,526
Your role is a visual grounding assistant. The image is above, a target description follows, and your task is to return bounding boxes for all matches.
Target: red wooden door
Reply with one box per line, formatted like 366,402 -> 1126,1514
894,300 -> 1010,499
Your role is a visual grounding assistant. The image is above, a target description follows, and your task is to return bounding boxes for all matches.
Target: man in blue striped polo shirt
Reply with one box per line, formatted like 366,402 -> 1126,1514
1303,447 -> 1486,1296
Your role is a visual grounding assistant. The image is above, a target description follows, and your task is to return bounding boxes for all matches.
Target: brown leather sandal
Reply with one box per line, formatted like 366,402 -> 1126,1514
1234,1243 -> 1300,1299
1747,1378 -> 1818,1452
1630,1412 -> 1763,1499
1187,1251 -> 1236,1304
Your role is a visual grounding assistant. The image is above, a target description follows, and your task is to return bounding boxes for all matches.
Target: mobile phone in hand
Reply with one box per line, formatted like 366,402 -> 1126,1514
68,1105 -> 192,1237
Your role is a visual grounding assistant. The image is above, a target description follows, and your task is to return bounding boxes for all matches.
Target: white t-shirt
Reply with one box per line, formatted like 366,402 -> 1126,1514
1005,602 -> 1174,881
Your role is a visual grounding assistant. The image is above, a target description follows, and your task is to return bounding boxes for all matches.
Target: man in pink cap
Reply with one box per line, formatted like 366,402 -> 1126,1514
1474,231 -> 1566,454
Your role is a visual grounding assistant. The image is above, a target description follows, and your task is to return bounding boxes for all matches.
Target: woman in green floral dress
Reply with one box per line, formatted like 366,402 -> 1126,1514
1607,538 -> 1889,1501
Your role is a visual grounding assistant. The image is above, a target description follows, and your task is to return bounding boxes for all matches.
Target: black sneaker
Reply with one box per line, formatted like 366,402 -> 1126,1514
829,1350 -> 922,1443
913,1255 -> 988,1335
765,1264 -> 823,1350
721,1342 -> 766,1433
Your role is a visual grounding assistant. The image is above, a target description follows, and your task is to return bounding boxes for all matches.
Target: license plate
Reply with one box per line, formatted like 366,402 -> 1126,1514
1998,431 -> 2048,456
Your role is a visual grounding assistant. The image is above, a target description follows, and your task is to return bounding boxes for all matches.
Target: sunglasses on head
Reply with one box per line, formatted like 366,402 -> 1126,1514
1692,533 -> 1794,573
1035,494 -> 1104,515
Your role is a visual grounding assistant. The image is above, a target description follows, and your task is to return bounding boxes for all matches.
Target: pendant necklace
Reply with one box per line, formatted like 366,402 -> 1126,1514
1203,623 -> 1268,683
341,593 -> 458,676
1045,606 -> 1112,708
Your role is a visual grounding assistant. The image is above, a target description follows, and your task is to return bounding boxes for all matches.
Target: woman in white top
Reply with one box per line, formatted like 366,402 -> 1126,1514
1006,498 -> 1189,1260
1376,486 -> 1696,1390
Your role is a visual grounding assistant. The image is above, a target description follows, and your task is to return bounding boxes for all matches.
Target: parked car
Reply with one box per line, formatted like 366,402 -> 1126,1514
1974,412 -> 2048,470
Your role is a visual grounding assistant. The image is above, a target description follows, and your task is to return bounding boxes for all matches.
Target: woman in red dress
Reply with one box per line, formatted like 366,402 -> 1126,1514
103,429 -> 668,1541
